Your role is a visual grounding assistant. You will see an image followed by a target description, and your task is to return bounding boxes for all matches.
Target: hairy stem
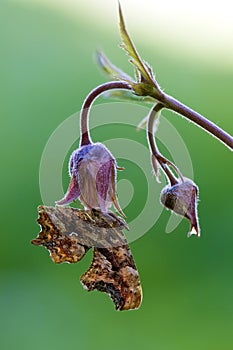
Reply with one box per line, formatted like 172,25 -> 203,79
80,81 -> 132,146
160,93 -> 233,150
147,103 -> 184,185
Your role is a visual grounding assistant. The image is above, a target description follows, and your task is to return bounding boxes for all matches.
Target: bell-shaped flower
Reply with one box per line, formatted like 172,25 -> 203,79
56,142 -> 125,217
160,178 -> 200,237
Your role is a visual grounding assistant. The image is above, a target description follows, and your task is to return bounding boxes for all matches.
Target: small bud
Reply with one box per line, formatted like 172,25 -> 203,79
56,143 -> 125,217
160,178 -> 200,237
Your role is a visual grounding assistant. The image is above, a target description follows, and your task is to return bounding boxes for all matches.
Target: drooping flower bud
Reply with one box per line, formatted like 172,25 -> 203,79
56,142 -> 125,217
160,178 -> 200,237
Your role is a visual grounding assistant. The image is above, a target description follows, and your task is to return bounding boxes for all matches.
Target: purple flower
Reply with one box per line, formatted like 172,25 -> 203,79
56,143 -> 125,217
160,178 -> 200,237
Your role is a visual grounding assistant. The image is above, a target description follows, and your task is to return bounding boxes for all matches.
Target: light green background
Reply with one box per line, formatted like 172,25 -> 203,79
1,1 -> 233,349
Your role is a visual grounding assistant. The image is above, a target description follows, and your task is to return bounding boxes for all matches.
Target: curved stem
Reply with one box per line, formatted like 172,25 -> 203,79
161,93 -> 233,151
80,81 -> 132,146
147,103 -> 184,186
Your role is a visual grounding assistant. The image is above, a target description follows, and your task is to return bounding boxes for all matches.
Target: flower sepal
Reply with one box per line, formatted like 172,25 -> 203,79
160,178 -> 200,237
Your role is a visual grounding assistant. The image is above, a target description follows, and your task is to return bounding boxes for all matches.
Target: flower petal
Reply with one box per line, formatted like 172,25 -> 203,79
109,161 -> 126,218
96,159 -> 112,212
160,179 -> 200,237
55,173 -> 80,206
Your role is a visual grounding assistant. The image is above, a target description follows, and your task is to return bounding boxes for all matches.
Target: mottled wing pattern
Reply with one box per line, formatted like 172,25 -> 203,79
32,206 -> 142,311
81,247 -> 142,311
32,205 -> 89,263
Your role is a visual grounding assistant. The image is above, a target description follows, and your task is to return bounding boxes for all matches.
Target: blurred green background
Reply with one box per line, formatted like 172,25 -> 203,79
1,1 -> 233,349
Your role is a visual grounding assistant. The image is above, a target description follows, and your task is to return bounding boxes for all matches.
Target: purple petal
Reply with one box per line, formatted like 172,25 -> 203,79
109,162 -> 126,218
96,159 -> 113,212
55,173 -> 80,206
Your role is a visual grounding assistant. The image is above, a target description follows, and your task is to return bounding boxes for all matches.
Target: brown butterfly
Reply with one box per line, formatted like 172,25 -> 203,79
32,205 -> 142,311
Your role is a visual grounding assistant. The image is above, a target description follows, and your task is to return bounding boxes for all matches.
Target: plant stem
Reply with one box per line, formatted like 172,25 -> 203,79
160,93 -> 233,150
79,78 -> 233,152
147,103 -> 183,186
80,81 -> 132,146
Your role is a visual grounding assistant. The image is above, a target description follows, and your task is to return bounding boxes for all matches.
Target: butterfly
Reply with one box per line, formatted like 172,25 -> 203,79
32,205 -> 142,311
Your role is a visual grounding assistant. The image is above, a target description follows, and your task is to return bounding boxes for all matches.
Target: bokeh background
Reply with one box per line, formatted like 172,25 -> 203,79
1,0 -> 233,349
